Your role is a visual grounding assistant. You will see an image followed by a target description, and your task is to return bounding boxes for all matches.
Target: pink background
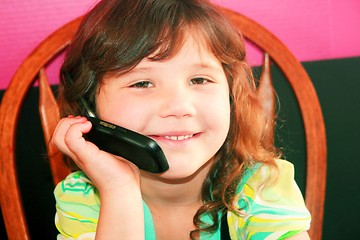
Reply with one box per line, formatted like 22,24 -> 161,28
1,0 -> 360,89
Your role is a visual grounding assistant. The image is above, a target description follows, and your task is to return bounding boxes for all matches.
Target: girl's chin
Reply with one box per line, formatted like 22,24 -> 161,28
142,159 -> 213,181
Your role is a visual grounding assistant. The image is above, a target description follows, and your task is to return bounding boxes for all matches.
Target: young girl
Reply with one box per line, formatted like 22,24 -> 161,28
52,0 -> 311,239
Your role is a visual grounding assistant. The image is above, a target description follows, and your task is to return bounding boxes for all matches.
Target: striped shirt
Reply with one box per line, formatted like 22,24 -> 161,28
54,159 -> 310,239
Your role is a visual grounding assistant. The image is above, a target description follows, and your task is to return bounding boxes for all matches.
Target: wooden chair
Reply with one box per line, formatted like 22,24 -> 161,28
0,7 -> 326,240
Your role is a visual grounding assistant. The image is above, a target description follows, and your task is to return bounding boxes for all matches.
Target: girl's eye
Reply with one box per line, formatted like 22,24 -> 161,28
130,81 -> 154,88
190,77 -> 209,85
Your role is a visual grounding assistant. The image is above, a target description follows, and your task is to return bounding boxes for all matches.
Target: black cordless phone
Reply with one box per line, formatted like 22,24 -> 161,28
77,90 -> 169,173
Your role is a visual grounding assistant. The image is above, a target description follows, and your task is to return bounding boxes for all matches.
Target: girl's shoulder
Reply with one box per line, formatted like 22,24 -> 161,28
228,159 -> 311,239
54,171 -> 100,207
237,159 -> 300,195
54,171 -> 156,240
54,171 -> 99,239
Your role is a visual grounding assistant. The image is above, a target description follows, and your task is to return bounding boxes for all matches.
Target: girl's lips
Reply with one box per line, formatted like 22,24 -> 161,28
164,134 -> 193,141
149,133 -> 200,143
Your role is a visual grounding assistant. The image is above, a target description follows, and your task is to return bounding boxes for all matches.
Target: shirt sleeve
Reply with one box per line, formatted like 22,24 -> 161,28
228,159 -> 311,240
54,171 -> 100,240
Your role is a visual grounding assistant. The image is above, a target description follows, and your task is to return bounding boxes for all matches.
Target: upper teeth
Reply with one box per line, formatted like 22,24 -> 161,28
164,135 -> 193,141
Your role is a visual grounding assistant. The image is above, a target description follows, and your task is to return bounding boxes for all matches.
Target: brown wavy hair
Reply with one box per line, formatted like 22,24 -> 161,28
58,0 -> 279,238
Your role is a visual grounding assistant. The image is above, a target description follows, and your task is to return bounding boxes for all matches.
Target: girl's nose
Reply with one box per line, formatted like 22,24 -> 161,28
158,86 -> 197,118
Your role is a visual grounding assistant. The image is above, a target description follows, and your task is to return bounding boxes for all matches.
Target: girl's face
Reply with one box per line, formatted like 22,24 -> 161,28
96,34 -> 230,179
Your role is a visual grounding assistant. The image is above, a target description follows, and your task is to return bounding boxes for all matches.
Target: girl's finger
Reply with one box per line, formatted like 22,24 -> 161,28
51,116 -> 88,158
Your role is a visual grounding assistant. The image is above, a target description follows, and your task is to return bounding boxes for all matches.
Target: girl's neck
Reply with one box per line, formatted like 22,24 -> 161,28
140,161 -> 212,208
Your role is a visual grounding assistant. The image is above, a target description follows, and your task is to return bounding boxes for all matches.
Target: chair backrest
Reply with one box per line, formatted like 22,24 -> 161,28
0,7 -> 326,240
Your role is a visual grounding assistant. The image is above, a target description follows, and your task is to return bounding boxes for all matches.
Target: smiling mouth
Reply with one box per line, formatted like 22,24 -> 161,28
164,134 -> 194,141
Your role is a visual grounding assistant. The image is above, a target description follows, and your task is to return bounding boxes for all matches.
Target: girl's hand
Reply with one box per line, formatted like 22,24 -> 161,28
52,116 -> 145,239
51,116 -> 141,193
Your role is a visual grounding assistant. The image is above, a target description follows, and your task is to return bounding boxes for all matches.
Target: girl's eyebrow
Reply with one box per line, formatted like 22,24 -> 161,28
193,63 -> 221,70
126,59 -> 224,75
190,62 -> 225,75
121,66 -> 154,76
129,66 -> 152,73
